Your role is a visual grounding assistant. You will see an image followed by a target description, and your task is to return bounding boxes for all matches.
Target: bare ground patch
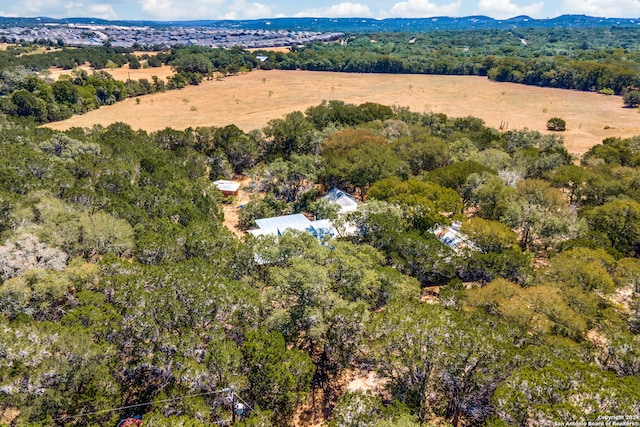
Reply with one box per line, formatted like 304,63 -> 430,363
246,46 -> 291,53
45,70 -> 640,155
221,176 -> 253,237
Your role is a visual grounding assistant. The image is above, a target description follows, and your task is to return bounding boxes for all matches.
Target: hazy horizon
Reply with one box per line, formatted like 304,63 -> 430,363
1,0 -> 639,23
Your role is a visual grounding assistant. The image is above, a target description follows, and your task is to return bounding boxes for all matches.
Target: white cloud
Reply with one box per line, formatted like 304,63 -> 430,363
561,0 -> 640,17
0,0 -> 115,19
139,0 -> 273,19
9,0 -> 57,16
72,3 -> 118,19
379,0 -> 462,18
475,0 -> 545,18
295,2 -> 373,17
140,0 -> 227,19
223,0 -> 272,19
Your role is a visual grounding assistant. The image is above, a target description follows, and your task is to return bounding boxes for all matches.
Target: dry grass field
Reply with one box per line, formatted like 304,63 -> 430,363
246,46 -> 291,53
45,69 -> 640,155
0,43 -> 63,55
46,63 -> 175,81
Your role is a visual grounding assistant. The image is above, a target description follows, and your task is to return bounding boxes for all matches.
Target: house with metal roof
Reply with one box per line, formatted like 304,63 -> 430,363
246,188 -> 357,239
249,214 -> 312,236
247,213 -> 338,239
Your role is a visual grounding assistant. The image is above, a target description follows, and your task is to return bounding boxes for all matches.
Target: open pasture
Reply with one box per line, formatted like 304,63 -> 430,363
45,69 -> 640,155
45,63 -> 175,81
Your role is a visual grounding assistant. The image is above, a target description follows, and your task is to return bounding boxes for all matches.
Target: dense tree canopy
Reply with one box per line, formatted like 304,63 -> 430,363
1,91 -> 640,426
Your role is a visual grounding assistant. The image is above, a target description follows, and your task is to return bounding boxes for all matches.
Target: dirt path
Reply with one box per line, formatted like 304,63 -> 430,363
292,369 -> 387,427
221,177 -> 252,237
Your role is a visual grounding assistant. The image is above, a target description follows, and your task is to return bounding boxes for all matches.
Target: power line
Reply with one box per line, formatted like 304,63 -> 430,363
55,387 -> 233,422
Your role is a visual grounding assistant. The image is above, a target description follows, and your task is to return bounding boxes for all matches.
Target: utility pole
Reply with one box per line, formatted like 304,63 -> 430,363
230,387 -> 236,425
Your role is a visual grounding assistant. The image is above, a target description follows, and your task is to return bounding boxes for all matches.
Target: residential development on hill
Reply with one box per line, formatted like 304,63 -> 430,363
0,22 -> 343,48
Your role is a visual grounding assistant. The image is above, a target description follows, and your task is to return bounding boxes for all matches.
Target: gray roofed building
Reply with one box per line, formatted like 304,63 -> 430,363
322,188 -> 359,213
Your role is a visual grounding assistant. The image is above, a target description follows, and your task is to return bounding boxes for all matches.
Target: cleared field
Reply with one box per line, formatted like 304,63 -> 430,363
45,69 -> 640,155
1,43 -> 64,55
246,46 -> 291,53
46,63 -> 175,81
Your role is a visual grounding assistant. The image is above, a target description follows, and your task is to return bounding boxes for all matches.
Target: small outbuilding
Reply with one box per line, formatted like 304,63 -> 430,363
213,180 -> 241,197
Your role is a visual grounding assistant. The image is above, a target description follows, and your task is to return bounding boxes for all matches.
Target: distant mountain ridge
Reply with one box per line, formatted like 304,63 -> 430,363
1,14 -> 639,32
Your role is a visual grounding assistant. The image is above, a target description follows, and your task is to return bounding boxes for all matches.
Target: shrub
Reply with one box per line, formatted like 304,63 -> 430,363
623,89 -> 640,108
546,117 -> 566,131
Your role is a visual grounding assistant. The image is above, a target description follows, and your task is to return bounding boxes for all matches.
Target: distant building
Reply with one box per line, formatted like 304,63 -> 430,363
213,180 -> 241,197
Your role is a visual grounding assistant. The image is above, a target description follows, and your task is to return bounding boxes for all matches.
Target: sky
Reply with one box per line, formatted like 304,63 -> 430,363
1,0 -> 640,22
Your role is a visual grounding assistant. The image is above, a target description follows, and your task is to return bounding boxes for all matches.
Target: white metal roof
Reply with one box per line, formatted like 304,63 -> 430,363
213,180 -> 241,192
254,214 -> 312,235
322,188 -> 359,212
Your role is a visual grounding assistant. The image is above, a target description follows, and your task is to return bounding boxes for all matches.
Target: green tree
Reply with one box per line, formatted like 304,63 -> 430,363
546,164 -> 587,205
252,154 -> 320,203
623,88 -> 640,108
614,257 -> 640,331
371,301 -> 515,426
321,129 -> 408,196
585,199 -> 640,257
368,177 -> 462,231
238,194 -> 291,230
541,247 -> 616,292
9,89 -> 48,122
462,173 -> 514,221
392,134 -> 450,175
39,134 -> 101,161
463,278 -> 587,340
171,53 -> 214,74
493,358 -> 640,424
262,111 -> 318,159
460,217 -> 518,253
0,322 -> 121,425
78,211 -> 135,256
242,330 -> 314,424
502,179 -> 577,251
424,161 -> 496,193
386,231 -> 457,285
329,391 -> 419,427
546,117 -> 566,131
